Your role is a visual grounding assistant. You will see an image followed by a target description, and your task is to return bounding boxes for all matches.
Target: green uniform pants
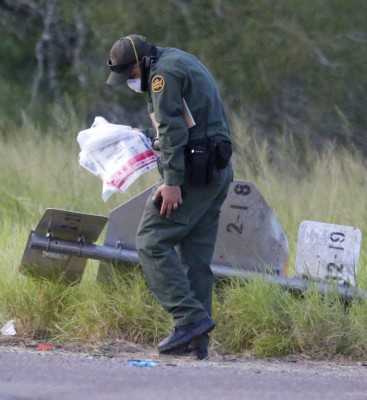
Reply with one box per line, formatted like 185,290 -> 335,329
136,164 -> 232,336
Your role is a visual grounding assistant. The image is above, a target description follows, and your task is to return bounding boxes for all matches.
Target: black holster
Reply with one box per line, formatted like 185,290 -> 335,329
215,141 -> 232,169
186,137 -> 231,186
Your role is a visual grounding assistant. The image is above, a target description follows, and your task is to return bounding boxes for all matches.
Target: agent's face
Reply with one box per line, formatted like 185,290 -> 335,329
126,64 -> 144,93
130,65 -> 141,79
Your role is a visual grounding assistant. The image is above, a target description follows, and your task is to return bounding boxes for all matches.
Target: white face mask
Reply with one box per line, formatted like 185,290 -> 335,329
127,78 -> 143,93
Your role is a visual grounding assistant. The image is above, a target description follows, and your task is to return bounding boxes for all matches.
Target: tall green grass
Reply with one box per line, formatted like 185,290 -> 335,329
1,108 -> 367,359
231,114 -> 367,280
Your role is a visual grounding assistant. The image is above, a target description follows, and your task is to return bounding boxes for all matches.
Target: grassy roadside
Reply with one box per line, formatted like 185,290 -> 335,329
1,110 -> 367,359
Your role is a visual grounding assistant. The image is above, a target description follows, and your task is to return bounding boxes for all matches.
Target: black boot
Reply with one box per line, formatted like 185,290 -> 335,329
158,317 -> 215,354
164,335 -> 210,360
187,334 -> 209,360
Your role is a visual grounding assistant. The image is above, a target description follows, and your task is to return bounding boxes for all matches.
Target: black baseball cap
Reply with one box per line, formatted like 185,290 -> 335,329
106,34 -> 153,86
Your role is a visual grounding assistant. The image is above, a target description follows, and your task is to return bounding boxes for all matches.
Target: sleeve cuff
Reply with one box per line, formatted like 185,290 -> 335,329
163,170 -> 184,186
141,128 -> 154,140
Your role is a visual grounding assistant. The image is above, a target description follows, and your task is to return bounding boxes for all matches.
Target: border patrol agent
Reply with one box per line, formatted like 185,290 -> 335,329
106,34 -> 233,359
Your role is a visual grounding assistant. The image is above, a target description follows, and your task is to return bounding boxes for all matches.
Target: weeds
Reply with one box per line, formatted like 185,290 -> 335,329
0,109 -> 367,359
213,277 -> 297,357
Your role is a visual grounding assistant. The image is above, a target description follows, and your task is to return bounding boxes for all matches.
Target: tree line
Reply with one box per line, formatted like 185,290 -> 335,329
0,0 -> 366,154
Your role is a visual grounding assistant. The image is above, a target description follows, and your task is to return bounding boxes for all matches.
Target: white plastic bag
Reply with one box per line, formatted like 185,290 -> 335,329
1,320 -> 16,336
77,117 -> 157,201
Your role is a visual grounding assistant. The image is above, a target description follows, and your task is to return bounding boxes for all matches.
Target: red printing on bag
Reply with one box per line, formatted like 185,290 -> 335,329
107,150 -> 157,188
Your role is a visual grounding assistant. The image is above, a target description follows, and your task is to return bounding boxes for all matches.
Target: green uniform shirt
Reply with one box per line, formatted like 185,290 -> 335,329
147,47 -> 231,186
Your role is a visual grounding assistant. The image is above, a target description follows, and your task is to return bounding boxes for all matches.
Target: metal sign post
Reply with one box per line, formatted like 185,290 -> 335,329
21,180 -> 289,285
19,181 -> 365,300
20,209 -> 108,284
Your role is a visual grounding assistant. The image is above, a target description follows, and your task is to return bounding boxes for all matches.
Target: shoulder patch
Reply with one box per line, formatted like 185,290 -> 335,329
151,75 -> 165,93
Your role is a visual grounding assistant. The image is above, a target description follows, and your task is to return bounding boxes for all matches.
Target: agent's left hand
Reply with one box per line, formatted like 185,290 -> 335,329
153,184 -> 183,218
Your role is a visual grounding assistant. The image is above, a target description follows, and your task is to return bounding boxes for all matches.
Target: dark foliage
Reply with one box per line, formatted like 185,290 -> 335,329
0,0 -> 366,153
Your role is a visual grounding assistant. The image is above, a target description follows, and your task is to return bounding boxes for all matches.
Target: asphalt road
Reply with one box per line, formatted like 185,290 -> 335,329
1,346 -> 367,400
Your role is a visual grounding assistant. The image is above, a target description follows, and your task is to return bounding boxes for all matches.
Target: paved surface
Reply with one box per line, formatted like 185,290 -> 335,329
1,345 -> 367,400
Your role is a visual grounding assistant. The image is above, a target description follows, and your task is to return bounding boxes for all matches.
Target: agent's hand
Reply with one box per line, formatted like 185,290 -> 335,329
152,184 -> 183,218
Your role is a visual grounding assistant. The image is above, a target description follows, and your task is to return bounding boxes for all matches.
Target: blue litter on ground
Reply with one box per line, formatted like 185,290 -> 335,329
128,360 -> 157,367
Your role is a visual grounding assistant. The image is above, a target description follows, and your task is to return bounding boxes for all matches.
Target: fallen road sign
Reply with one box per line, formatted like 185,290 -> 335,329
20,180 -> 365,300
21,180 -> 289,284
97,180 -> 289,282
21,209 -> 108,284
294,220 -> 362,286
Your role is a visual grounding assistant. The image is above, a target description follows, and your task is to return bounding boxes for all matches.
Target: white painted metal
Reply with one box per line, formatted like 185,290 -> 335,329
97,180 -> 289,281
20,196 -> 367,300
213,181 -> 289,276
294,220 -> 362,286
20,209 -> 108,284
